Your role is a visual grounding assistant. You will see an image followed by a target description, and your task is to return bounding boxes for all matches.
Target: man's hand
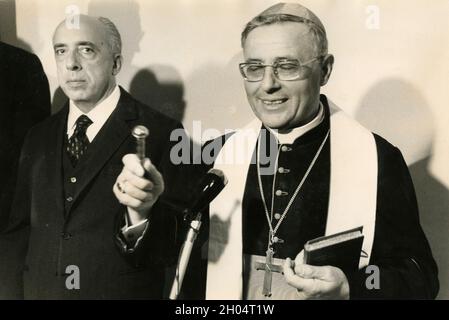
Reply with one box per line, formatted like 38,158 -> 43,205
113,154 -> 165,225
282,250 -> 350,300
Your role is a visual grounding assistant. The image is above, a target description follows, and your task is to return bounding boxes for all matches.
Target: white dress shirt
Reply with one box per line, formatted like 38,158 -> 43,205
67,85 -> 121,141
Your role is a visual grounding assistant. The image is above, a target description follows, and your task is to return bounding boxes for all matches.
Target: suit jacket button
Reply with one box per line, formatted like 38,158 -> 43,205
61,232 -> 72,240
275,189 -> 288,196
278,167 -> 290,174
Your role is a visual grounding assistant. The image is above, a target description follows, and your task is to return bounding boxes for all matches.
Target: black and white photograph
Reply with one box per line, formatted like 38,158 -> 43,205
0,0 -> 448,306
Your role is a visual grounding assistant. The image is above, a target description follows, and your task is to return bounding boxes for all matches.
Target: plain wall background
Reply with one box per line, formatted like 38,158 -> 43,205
1,0 -> 448,299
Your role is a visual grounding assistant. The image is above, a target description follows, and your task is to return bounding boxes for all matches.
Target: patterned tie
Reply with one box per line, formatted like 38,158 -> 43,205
67,115 -> 93,167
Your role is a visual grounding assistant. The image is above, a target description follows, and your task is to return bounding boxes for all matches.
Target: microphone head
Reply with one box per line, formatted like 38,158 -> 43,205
207,168 -> 228,186
186,168 -> 228,217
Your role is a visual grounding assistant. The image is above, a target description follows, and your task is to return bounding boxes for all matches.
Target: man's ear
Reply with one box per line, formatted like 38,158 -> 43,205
320,54 -> 334,86
112,54 -> 122,76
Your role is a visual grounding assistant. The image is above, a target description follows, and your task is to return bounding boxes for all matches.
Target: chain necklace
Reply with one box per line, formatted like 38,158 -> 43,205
256,129 -> 330,251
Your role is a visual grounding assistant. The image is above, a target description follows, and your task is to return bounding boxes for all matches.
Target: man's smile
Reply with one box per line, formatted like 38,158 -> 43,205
259,98 -> 288,109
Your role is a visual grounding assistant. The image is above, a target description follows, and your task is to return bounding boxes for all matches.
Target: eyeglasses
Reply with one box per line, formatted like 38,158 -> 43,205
239,56 -> 323,82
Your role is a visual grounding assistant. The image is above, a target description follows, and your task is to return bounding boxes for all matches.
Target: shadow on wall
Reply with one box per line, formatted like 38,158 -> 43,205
409,158 -> 449,300
184,52 -> 253,137
355,78 -> 449,299
130,65 -> 204,196
355,78 -> 433,164
130,66 -> 186,122
0,0 -> 31,52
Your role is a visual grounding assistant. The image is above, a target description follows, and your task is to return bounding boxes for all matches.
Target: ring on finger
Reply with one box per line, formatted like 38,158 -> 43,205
117,181 -> 126,194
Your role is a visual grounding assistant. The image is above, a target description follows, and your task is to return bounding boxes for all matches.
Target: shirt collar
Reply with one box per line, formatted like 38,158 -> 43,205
67,85 -> 121,142
267,102 -> 325,145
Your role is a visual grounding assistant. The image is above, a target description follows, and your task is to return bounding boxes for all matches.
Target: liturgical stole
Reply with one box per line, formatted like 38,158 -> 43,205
206,100 -> 378,300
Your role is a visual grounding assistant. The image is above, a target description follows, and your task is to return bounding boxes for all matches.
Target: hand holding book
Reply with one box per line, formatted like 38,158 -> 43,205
303,226 -> 364,276
283,251 -> 350,299
282,227 -> 364,299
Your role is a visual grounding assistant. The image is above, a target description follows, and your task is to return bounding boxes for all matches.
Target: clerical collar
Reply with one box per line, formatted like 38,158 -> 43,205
266,102 -> 324,145
67,85 -> 121,142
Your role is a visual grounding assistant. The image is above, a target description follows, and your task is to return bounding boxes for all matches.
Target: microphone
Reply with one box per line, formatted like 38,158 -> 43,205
184,168 -> 228,221
169,168 -> 227,300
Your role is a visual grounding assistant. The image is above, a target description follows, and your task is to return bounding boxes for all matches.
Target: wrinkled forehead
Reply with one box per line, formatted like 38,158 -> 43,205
243,22 -> 317,60
53,16 -> 107,46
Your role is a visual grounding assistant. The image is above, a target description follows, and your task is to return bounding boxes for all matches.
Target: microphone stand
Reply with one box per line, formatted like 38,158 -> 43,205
167,168 -> 227,300
169,211 -> 202,300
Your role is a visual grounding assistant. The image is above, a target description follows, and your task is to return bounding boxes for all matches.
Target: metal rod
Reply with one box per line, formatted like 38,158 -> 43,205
132,125 -> 149,162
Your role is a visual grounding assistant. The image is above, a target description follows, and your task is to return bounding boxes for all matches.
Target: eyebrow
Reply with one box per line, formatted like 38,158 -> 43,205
245,57 -> 299,63
275,56 -> 296,60
77,41 -> 97,48
245,59 -> 263,63
53,41 -> 98,49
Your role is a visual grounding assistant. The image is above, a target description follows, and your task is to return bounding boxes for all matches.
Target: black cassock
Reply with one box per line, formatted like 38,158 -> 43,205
178,96 -> 438,299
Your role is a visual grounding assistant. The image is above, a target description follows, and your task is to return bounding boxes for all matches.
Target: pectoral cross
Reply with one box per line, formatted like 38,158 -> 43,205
254,247 -> 283,297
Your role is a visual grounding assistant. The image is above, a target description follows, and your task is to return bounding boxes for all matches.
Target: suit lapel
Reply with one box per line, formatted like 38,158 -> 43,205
70,89 -> 138,207
46,105 -> 68,221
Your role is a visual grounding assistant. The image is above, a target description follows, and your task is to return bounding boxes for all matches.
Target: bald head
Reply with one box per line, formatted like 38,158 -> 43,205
53,15 -> 122,57
53,14 -> 122,112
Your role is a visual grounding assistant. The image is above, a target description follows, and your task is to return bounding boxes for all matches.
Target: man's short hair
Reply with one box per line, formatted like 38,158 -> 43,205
97,16 -> 122,56
241,14 -> 328,57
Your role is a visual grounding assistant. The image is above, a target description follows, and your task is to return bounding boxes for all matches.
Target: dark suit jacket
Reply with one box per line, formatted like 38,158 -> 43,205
0,88 -> 184,299
0,42 -> 51,228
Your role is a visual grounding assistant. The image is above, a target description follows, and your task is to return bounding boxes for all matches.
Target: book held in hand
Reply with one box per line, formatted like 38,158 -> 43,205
303,226 -> 364,276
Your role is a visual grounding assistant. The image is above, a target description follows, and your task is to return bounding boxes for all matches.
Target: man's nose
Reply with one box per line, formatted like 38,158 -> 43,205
260,66 -> 281,93
66,51 -> 81,71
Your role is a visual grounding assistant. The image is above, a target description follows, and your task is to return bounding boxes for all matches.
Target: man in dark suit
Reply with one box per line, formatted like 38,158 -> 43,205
0,15 -> 182,299
0,41 -> 51,229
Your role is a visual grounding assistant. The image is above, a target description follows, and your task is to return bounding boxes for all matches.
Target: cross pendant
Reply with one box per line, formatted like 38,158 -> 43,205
254,247 -> 283,297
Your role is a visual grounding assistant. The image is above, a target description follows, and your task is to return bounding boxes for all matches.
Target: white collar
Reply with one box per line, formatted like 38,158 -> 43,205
67,85 -> 121,142
267,102 -> 324,145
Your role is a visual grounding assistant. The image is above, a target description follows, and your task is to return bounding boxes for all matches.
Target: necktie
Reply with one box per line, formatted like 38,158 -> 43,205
67,115 -> 93,167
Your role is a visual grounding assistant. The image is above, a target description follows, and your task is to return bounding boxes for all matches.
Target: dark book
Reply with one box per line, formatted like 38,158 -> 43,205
303,226 -> 364,276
